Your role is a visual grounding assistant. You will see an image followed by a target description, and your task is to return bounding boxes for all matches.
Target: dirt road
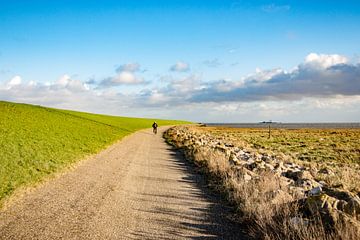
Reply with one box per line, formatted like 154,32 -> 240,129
0,127 -> 247,239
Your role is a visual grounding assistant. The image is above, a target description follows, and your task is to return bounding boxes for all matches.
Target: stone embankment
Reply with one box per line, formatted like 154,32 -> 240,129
165,126 -> 360,230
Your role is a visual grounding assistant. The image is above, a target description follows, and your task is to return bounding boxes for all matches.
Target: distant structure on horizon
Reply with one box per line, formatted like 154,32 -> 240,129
259,120 -> 281,124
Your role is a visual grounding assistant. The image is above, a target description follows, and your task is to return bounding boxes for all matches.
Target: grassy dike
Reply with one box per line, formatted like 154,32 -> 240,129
0,101 -> 189,206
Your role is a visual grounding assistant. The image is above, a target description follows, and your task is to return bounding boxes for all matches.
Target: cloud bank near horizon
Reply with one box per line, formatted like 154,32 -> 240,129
137,53 -> 360,106
1,53 -> 359,122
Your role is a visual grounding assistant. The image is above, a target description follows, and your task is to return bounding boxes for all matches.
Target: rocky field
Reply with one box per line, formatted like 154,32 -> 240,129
165,125 -> 360,240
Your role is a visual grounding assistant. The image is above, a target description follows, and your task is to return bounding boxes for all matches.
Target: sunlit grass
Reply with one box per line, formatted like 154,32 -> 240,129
0,101 -> 189,205
205,127 -> 360,164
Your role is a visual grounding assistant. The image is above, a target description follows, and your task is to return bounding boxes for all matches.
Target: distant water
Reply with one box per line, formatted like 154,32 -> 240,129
204,123 -> 360,129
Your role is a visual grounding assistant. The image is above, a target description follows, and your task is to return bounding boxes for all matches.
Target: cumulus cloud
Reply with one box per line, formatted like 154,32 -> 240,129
139,53 -> 360,106
116,62 -> 140,73
0,74 -> 136,115
190,53 -> 360,103
0,74 -> 94,106
304,53 -> 348,68
170,61 -> 190,72
7,75 -> 22,88
54,74 -> 89,91
98,63 -> 146,87
100,72 -> 144,87
1,53 -> 359,122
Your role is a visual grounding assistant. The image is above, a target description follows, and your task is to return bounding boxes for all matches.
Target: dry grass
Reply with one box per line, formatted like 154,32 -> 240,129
196,147 -> 359,239
165,127 -> 360,240
196,127 -> 360,193
203,127 -> 360,164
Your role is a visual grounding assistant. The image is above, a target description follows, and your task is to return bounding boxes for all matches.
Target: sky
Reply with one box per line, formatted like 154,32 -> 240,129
1,0 -> 360,122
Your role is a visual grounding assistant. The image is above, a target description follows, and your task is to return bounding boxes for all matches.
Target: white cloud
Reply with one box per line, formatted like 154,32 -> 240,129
170,61 -> 190,72
252,68 -> 284,82
7,75 -> 22,88
1,53 -> 359,122
0,75 -> 132,115
116,63 -> 140,73
113,71 -> 143,84
189,53 -> 359,103
53,74 -> 89,91
56,74 -> 71,86
98,63 -> 146,87
304,53 -> 348,68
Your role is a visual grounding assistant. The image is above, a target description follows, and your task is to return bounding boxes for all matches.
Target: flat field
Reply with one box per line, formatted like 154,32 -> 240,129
205,127 -> 360,164
197,126 -> 360,192
0,101 -> 189,205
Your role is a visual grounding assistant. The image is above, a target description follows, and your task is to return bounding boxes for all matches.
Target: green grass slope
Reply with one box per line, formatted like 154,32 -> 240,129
0,101 -> 190,205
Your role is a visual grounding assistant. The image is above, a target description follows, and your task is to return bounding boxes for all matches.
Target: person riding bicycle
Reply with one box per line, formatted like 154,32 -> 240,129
152,122 -> 158,134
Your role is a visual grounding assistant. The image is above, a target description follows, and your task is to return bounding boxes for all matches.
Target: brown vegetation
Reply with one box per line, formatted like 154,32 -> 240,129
165,126 -> 360,240
199,127 -> 360,194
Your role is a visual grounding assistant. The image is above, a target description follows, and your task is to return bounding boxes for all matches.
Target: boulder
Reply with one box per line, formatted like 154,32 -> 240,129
308,186 -> 322,196
297,179 -> 321,191
344,197 -> 360,219
283,170 -> 313,181
323,187 -> 354,202
306,194 -> 347,214
245,159 -> 257,170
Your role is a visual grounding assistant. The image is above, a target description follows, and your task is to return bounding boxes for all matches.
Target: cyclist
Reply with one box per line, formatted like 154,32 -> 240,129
152,122 -> 158,134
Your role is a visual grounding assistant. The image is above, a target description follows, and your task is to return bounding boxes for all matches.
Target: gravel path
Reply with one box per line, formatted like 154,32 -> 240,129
0,127 -> 248,239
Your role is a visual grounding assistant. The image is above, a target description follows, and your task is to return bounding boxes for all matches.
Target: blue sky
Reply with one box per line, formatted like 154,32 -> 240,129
1,1 -> 360,122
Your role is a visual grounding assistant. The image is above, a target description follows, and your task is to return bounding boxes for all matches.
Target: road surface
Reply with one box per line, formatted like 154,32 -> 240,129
0,127 -> 248,239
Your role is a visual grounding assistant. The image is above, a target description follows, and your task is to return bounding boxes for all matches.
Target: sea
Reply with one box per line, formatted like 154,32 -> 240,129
204,123 -> 360,129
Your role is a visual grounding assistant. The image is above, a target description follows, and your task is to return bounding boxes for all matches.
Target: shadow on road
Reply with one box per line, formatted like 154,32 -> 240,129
129,142 -> 251,240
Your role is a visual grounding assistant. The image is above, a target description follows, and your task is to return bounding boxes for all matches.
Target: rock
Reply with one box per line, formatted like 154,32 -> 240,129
282,169 -> 300,180
323,187 -> 354,202
167,126 -> 360,231
344,197 -> 360,219
264,163 -> 274,171
243,173 -> 252,182
306,194 -> 348,213
274,161 -> 284,170
261,154 -> 272,163
237,151 -> 251,161
256,161 -> 266,170
229,153 -> 237,162
284,162 -> 296,168
308,186 -> 322,196
296,179 -> 321,191
318,167 -> 334,175
245,159 -> 257,170
283,170 -> 313,182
